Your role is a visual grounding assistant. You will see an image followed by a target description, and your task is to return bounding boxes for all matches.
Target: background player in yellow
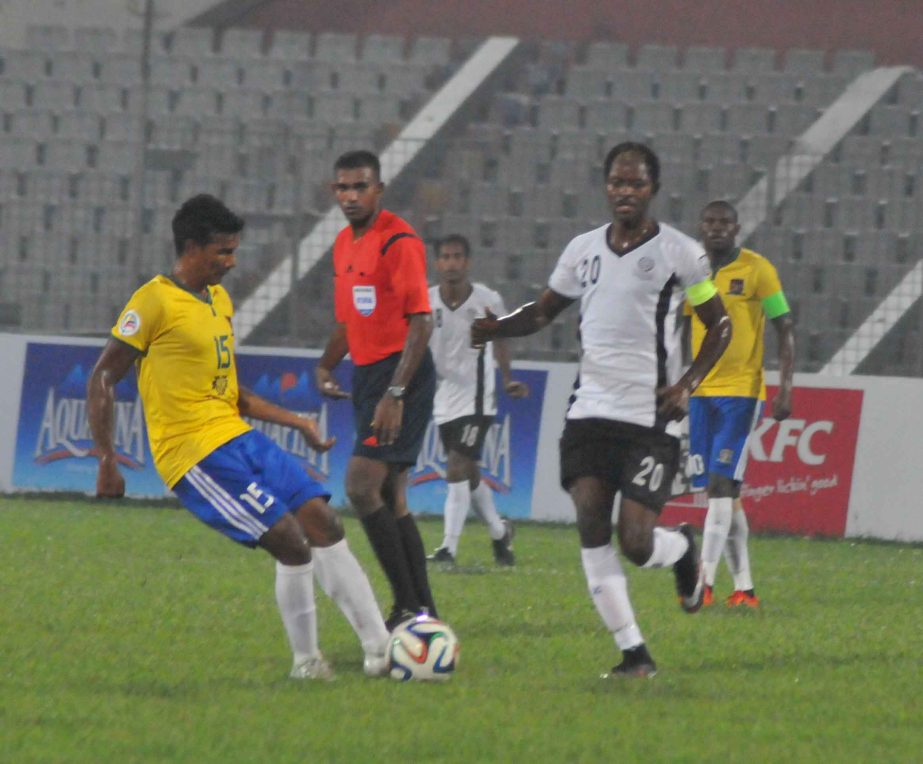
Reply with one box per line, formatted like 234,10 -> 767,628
685,200 -> 795,608
87,194 -> 391,679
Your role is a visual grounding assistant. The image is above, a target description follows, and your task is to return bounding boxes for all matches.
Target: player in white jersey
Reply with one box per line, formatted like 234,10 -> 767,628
425,234 -> 529,566
473,143 -> 732,677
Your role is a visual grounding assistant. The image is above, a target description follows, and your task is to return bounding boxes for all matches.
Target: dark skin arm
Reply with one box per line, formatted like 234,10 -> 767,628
87,338 -> 141,498
658,294 -> 732,420
471,288 -> 574,345
770,313 -> 795,420
492,338 -> 529,398
238,387 -> 335,452
315,322 -> 351,399
373,312 -> 433,445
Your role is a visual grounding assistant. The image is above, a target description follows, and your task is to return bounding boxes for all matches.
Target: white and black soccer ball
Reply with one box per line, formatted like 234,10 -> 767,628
389,614 -> 459,682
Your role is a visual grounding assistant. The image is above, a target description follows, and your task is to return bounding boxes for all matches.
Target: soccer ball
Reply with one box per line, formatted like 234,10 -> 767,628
389,614 -> 459,682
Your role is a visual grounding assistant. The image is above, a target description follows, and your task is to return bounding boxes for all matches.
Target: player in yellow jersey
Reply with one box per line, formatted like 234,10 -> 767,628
87,195 -> 391,679
685,200 -> 795,608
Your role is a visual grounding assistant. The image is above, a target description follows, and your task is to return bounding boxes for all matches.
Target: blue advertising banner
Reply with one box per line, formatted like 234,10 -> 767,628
234,353 -> 547,519
12,342 -> 547,519
13,342 -> 166,496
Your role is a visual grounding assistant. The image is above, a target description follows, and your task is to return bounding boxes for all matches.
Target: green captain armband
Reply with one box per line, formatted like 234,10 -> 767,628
685,278 -> 718,307
762,291 -> 791,319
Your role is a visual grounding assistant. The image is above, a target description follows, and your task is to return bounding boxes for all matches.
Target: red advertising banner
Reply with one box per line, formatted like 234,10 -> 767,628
661,386 -> 864,537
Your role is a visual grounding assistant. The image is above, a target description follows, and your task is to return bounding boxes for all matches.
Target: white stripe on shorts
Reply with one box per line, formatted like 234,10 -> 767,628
733,401 -> 764,482
186,465 -> 269,540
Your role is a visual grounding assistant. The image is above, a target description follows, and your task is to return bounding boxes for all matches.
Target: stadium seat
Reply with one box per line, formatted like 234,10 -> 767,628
536,96 -> 582,129
8,109 -> 56,139
748,72 -> 800,104
172,87 -> 219,117
698,133 -> 744,164
219,28 -> 265,58
564,66 -> 609,99
194,58 -> 242,88
170,27 -> 216,57
313,92 -> 358,123
783,48 -> 826,74
702,71 -> 748,103
1,50 -> 51,79
731,48 -> 777,73
868,106 -> 914,138
335,62 -> 384,94
238,59 -> 287,90
95,141 -> 136,174
220,88 -> 269,118
267,30 -> 313,61
73,27 -> 118,54
98,53 -> 142,85
77,83 -> 127,112
658,71 -> 705,101
30,81 -> 78,110
635,44 -> 678,70
831,49 -> 875,78
121,28 -> 170,56
362,34 -> 406,62
771,103 -> 820,135
678,102 -> 724,133
631,101 -> 678,133
725,102 -> 770,134
609,69 -> 657,101
314,32 -> 358,61
798,74 -> 849,106
585,41 -> 629,69
265,90 -> 312,120
150,115 -> 197,149
408,36 -> 451,66
50,51 -> 98,83
583,99 -> 629,132
682,46 -> 727,72
26,23 -> 70,52
150,57 -> 196,87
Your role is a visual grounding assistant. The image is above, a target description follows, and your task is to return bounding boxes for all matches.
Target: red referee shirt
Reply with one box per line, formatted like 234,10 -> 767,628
333,210 -> 431,366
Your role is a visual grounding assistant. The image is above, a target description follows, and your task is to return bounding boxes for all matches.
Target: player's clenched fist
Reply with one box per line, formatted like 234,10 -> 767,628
470,307 -> 501,349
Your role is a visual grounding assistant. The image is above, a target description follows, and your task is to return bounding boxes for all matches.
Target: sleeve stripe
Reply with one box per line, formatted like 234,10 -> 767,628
762,291 -> 791,319
685,278 -> 718,306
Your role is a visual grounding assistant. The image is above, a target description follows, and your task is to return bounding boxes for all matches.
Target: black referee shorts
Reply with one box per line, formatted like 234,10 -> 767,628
351,349 -> 436,465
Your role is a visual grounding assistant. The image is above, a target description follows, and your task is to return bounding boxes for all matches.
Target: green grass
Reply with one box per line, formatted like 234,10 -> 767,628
1,496 -> 921,763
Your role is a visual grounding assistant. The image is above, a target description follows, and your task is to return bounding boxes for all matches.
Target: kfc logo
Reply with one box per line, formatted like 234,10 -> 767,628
748,418 -> 834,466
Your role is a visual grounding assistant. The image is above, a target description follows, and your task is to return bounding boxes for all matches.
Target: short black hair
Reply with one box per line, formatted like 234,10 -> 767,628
334,150 -> 381,180
437,233 -> 471,257
701,199 -> 739,222
603,142 -> 661,191
171,194 -> 244,257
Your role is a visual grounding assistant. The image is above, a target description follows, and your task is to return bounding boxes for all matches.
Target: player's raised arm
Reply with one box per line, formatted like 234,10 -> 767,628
87,339 -> 141,498
471,288 -> 573,347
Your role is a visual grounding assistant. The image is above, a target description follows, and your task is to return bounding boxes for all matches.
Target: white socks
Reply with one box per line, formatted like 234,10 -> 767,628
312,539 -> 389,656
440,481 -> 471,555
701,497 -> 734,586
726,506 -> 754,592
471,481 -> 506,540
274,561 -> 319,665
640,526 -> 690,569
581,545 -> 643,651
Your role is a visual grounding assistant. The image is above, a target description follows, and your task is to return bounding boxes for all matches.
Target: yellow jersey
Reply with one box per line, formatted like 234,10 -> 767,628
111,275 -> 250,487
686,247 -> 789,399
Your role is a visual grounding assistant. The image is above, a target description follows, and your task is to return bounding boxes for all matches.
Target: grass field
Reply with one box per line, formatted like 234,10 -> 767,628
1,496 -> 921,763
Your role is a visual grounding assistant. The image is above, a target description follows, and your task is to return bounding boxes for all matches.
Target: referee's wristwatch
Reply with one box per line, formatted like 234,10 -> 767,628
386,385 -> 406,400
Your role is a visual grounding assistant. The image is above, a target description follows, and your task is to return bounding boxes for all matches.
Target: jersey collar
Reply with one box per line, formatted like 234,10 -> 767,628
165,274 -> 213,304
604,222 -> 660,258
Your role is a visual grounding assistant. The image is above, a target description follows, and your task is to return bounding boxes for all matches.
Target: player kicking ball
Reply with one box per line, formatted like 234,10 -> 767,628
88,194 -> 391,680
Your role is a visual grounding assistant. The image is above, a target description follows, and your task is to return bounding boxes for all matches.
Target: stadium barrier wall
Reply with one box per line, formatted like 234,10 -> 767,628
1,333 -> 921,543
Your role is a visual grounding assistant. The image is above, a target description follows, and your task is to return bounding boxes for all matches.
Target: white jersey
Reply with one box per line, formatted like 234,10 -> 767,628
429,282 -> 507,425
548,222 -> 711,433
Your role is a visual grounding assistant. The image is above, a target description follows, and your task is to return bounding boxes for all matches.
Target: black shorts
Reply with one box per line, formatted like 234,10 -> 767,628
438,415 -> 494,460
352,349 -> 436,465
559,418 -> 680,512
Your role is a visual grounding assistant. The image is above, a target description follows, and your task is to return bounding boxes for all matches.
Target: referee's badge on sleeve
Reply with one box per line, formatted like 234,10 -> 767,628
353,285 -> 377,316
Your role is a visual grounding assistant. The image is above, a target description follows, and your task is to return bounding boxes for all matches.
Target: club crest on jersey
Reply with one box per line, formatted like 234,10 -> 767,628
352,285 -> 376,316
728,278 -> 745,295
118,310 -> 141,336
635,254 -> 656,280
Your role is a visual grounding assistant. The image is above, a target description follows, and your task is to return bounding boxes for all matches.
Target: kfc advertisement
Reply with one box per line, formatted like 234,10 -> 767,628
662,386 -> 864,537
